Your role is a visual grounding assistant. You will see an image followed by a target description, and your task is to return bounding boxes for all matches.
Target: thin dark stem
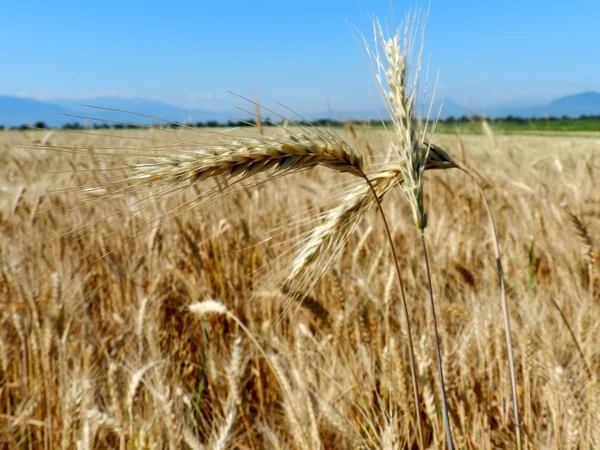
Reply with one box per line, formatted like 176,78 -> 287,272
494,253 -> 522,450
420,231 -> 454,450
458,165 -> 522,450
362,174 -> 425,449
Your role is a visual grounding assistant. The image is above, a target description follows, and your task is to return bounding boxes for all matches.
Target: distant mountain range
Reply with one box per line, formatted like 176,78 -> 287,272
2,92 -> 600,127
449,91 -> 600,119
0,96 -> 233,128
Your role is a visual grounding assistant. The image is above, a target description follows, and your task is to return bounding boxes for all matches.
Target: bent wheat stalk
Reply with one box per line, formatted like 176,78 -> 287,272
361,173 -> 424,449
457,163 -> 522,450
283,165 -> 426,446
284,144 -> 455,448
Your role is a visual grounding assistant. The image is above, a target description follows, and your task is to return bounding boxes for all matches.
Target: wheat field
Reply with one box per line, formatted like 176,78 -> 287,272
0,125 -> 598,449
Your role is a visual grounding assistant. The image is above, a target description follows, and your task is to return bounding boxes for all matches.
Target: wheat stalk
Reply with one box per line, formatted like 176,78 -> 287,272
371,12 -> 455,448
457,163 -> 522,449
283,142 -> 455,448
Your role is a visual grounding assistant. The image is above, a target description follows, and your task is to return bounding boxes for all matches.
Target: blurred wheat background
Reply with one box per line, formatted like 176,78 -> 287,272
0,124 -> 598,449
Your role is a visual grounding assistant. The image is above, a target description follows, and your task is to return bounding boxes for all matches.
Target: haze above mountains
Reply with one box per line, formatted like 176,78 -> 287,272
2,92 -> 600,127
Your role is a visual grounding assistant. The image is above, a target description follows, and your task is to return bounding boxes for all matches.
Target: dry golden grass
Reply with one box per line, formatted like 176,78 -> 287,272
1,126 -> 599,448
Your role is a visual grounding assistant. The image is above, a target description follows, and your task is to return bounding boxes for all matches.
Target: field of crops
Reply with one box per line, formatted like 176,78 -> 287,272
0,125 -> 598,449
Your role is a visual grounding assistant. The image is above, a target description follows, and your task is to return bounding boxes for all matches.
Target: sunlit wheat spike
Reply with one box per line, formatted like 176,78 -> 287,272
284,165 -> 404,294
369,17 -> 428,230
283,143 -> 455,296
128,132 -> 364,186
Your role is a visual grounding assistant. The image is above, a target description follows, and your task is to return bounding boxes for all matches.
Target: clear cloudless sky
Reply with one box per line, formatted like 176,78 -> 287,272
2,0 -> 599,114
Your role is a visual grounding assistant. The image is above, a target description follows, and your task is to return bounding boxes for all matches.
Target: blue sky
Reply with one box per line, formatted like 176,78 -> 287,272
3,0 -> 599,113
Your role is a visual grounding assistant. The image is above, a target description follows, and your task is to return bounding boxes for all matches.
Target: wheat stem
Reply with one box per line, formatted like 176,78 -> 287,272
363,174 -> 424,448
458,164 -> 522,450
420,231 -> 454,450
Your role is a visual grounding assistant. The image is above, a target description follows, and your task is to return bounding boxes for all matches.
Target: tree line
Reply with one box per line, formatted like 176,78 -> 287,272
3,114 -> 600,131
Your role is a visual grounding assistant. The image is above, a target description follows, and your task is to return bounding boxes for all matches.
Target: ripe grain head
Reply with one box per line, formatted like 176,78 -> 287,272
129,131 -> 364,186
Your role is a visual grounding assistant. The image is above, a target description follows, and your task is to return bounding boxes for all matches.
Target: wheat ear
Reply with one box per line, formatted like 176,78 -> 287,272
129,132 -> 364,185
285,143 -> 454,293
373,13 -> 454,448
284,165 -> 402,291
